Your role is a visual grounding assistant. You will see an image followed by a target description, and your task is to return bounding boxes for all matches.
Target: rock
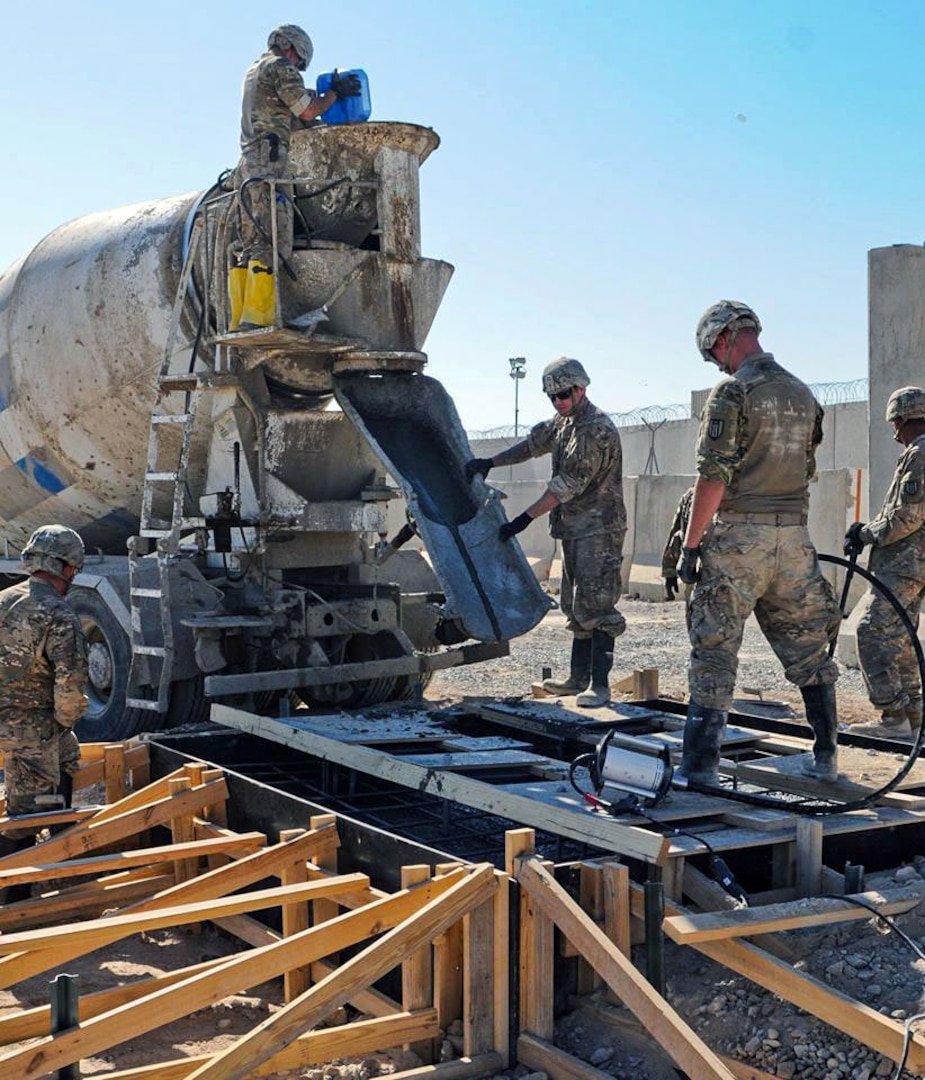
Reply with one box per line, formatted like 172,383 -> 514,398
588,1047 -> 613,1066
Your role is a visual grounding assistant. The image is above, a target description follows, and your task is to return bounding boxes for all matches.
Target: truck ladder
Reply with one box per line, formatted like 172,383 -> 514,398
126,215 -> 212,715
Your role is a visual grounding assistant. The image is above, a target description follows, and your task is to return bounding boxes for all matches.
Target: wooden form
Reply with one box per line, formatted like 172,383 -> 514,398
511,830 -> 736,1080
0,758 -> 510,1079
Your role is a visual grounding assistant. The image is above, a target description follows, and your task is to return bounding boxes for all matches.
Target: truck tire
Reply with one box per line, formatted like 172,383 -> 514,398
68,587 -> 153,741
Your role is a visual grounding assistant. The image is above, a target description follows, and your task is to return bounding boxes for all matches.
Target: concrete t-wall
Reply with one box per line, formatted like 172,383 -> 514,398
868,244 -> 925,510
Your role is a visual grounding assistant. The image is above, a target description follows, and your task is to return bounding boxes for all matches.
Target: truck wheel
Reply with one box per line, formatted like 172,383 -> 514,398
68,587 -> 153,741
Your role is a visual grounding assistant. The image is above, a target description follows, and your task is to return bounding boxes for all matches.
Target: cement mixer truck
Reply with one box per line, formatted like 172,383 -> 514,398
0,121 -> 553,740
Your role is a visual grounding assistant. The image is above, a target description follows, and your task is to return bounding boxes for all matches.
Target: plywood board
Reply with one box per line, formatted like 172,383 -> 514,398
734,744 -> 925,800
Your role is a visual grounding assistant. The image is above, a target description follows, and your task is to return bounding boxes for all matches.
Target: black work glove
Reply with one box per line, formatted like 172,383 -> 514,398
499,512 -> 532,543
665,575 -> 679,601
465,457 -> 493,483
330,69 -> 362,98
677,546 -> 701,585
844,521 -> 868,557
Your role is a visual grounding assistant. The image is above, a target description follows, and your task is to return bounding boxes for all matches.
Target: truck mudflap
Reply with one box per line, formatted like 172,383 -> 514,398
334,371 -> 555,643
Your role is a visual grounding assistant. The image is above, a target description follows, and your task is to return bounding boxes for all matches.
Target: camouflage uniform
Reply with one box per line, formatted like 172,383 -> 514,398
0,577 -> 88,832
854,432 -> 925,715
662,486 -> 694,622
688,353 -> 839,710
503,396 -> 626,637
236,51 -> 316,265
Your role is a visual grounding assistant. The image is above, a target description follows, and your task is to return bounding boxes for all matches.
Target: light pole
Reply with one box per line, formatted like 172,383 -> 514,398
509,357 -> 526,437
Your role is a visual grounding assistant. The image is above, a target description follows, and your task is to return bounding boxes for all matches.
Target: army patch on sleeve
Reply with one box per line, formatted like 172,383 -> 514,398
902,477 -> 922,501
707,418 -> 725,440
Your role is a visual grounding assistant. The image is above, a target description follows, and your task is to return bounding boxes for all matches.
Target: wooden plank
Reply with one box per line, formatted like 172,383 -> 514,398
0,869 -> 472,1078
491,867 -> 510,1065
734,744 -> 925,797
463,897 -> 494,1057
309,813 -> 341,940
0,833 -> 265,887
633,668 -> 659,699
518,1032 -> 615,1080
662,888 -> 922,943
180,866 -> 498,1080
796,817 -> 823,898
280,829 -> 311,1002
628,884 -> 925,1070
0,779 -> 230,871
437,737 -> 532,752
397,750 -> 553,771
506,831 -> 554,1041
0,875 -> 368,989
576,864 -> 603,995
402,865 -> 435,1063
94,1012 -> 443,1079
679,864 -> 794,961
0,872 -> 175,933
104,744 -> 128,804
117,822 -> 339,916
515,857 -> 735,1080
720,806 -> 797,831
434,863 -> 465,1041
212,706 -> 670,865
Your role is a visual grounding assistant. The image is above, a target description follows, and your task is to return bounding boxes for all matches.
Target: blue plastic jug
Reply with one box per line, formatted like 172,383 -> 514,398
316,69 -> 371,125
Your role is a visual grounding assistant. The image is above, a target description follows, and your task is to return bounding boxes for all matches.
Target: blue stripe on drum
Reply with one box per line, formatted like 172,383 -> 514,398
14,454 -> 69,494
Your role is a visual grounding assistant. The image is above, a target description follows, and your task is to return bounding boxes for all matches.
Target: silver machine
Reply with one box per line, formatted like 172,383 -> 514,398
0,121 -> 553,738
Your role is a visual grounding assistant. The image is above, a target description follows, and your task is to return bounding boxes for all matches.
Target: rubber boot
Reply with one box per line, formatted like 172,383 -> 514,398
49,771 -> 74,836
678,703 -> 727,786
542,636 -> 592,696
800,684 -> 839,781
239,260 -> 275,329
576,629 -> 614,708
846,709 -> 913,742
228,264 -> 247,331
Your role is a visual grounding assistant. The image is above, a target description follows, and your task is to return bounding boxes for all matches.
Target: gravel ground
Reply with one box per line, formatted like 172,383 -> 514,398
427,596 -> 877,726
427,595 -> 925,1080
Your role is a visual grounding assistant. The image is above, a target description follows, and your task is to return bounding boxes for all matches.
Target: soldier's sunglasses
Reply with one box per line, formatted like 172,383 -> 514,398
549,388 -> 574,402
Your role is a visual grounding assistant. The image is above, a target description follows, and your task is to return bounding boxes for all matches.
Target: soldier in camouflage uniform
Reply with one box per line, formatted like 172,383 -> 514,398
676,302 -> 840,785
464,358 -> 626,708
232,25 -> 361,330
662,486 -> 694,605
0,525 -> 88,846
843,386 -> 925,740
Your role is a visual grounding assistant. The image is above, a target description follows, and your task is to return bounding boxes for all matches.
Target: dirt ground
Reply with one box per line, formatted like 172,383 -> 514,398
0,599 -> 915,1078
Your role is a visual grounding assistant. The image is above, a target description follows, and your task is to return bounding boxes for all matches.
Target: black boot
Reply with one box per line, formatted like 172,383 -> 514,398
542,636 -> 592,695
576,629 -> 614,708
678,703 -> 727,786
49,771 -> 74,836
800,684 -> 838,782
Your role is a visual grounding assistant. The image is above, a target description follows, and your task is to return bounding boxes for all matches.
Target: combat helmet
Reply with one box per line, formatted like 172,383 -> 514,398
541,357 -> 590,395
268,24 -> 313,70
20,525 -> 84,577
886,386 -> 925,424
695,301 -> 761,362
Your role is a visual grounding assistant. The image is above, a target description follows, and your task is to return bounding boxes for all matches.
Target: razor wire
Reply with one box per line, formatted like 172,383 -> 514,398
466,378 -> 869,440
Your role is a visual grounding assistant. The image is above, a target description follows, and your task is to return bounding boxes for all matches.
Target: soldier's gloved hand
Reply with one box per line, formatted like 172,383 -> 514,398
330,70 -> 362,98
677,546 -> 701,585
844,521 -> 868,557
465,457 -> 493,483
499,512 -> 532,543
665,575 -> 679,601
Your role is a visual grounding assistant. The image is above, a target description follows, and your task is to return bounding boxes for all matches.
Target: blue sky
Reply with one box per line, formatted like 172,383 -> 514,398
1,2 -> 922,432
